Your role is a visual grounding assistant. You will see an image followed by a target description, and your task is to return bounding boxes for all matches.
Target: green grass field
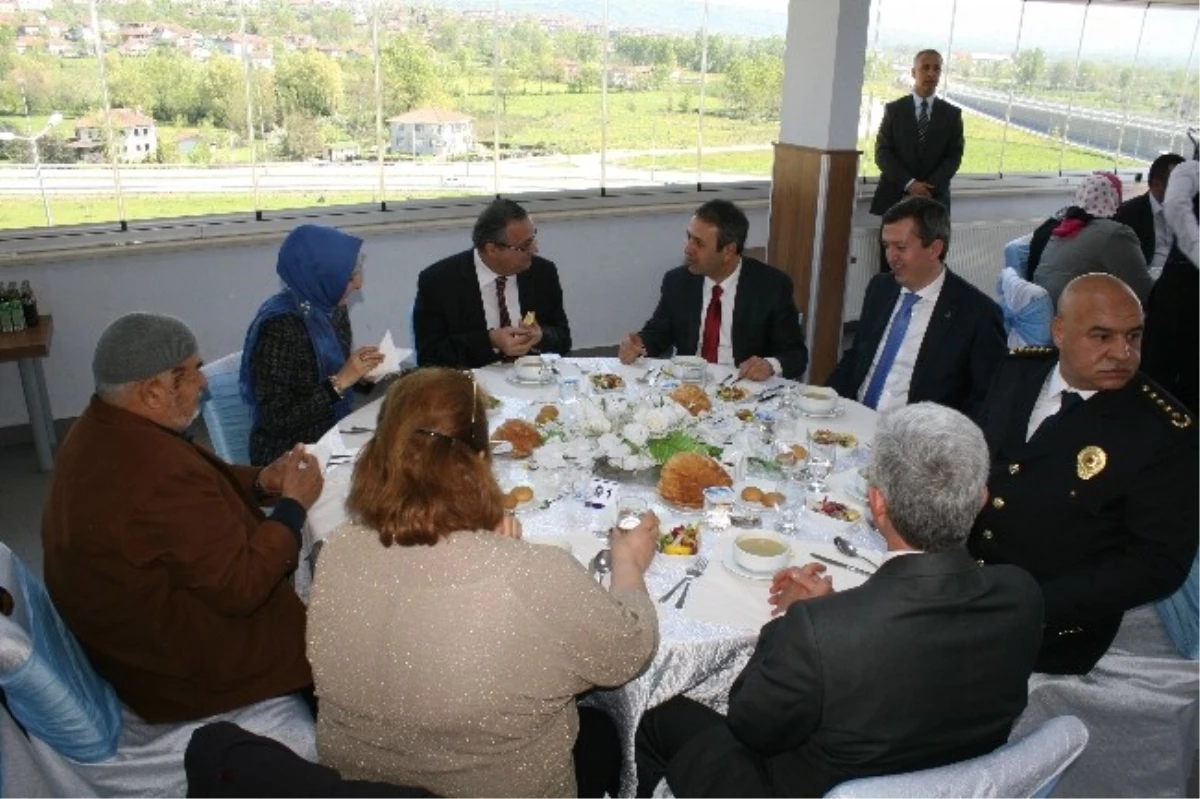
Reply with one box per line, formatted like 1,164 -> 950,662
615,112 -> 1144,176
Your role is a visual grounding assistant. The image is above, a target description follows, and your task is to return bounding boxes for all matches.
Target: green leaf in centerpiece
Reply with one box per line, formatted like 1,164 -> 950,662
646,431 -> 723,465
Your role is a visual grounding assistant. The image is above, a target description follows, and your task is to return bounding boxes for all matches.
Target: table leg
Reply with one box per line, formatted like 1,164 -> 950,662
32,356 -> 57,449
17,357 -> 54,472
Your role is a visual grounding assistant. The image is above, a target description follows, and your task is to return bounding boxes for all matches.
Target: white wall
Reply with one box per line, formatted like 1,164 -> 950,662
0,187 -> 1073,429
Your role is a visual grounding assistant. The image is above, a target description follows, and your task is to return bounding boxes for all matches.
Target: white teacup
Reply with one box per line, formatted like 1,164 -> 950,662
515,355 -> 547,382
672,355 -> 707,384
797,385 -> 838,415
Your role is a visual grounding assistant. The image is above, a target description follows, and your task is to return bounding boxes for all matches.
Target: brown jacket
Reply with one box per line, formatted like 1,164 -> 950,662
42,396 -> 312,723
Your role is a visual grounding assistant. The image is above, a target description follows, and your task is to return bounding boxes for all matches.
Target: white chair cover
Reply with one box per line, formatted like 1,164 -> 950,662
199,350 -> 253,465
1013,605 -> 1199,797
997,267 -> 1053,348
823,716 -> 1088,798
0,543 -> 317,797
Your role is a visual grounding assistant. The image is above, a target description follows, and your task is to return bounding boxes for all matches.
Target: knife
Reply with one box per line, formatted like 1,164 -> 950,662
809,552 -> 874,577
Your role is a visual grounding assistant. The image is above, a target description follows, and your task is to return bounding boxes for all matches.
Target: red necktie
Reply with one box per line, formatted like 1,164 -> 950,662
496,276 -> 512,328
701,284 -> 723,363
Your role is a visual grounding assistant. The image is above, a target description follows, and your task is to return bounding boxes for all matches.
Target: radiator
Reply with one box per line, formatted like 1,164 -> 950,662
842,219 -> 1042,322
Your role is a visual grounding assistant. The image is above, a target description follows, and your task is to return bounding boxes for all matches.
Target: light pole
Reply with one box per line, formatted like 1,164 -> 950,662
0,112 -> 64,228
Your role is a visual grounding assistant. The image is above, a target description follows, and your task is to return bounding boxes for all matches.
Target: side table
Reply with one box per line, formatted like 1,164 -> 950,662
0,316 -> 56,471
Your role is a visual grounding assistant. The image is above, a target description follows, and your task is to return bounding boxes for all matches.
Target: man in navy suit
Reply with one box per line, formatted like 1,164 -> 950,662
871,50 -> 964,272
827,196 -> 1004,416
617,200 -> 808,380
413,199 -> 571,368
1113,152 -> 1186,280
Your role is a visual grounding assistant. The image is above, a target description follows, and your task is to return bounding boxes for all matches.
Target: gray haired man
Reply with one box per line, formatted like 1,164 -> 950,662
635,403 -> 1044,798
42,312 -> 324,723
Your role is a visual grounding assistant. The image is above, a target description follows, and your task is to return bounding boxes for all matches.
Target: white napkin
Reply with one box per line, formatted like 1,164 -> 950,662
364,330 -> 412,380
306,428 -> 353,471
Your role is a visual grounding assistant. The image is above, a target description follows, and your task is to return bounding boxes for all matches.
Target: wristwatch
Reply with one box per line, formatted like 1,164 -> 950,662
328,375 -> 346,398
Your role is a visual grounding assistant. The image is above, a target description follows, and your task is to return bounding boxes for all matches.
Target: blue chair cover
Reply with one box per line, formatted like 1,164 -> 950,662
997,267 -> 1053,347
824,715 -> 1089,798
0,545 -> 121,763
1155,554 -> 1199,659
1005,234 -> 1033,279
200,351 -> 253,465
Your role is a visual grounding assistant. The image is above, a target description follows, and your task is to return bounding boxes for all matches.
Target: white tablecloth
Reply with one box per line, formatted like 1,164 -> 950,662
301,358 -> 882,795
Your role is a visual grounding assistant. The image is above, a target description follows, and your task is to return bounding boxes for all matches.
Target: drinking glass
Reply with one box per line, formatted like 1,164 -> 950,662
559,375 -> 581,404
615,497 -> 648,532
805,429 -> 836,491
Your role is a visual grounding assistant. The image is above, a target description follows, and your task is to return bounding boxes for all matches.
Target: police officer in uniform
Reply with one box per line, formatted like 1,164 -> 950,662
969,273 -> 1197,675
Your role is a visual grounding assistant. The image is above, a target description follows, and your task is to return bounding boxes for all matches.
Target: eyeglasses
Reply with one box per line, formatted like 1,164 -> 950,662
491,230 -> 538,254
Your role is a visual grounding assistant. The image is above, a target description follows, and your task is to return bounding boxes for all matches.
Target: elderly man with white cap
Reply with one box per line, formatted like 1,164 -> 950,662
42,313 -> 324,723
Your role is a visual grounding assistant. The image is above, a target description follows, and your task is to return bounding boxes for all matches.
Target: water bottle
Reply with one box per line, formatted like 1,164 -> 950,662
8,282 -> 25,332
19,280 -> 38,327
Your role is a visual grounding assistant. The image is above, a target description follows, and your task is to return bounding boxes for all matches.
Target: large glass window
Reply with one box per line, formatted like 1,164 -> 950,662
1,0 -> 1198,233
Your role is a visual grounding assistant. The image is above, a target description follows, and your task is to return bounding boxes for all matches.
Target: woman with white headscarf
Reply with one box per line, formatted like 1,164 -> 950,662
1032,172 -> 1152,307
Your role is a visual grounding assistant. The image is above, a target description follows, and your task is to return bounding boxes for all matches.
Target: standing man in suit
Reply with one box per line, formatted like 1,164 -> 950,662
969,274 -> 1197,675
871,49 -> 965,272
1113,152 -> 1186,281
413,199 -> 571,368
634,402 -> 1044,798
827,196 -> 1004,416
616,199 -> 808,380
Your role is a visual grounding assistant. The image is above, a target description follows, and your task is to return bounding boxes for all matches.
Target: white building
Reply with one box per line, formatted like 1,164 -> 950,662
74,108 -> 157,162
386,108 -> 473,158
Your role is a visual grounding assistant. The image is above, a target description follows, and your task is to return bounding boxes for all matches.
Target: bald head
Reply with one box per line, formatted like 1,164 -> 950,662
1053,273 -> 1144,392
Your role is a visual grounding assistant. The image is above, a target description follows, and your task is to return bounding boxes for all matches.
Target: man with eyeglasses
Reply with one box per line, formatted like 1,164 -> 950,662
414,199 -> 572,368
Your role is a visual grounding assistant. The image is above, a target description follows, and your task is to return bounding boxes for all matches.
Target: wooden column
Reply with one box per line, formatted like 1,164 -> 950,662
766,142 -> 860,384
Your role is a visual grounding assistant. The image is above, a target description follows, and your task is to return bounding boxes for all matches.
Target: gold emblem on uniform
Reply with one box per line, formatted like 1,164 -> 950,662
1076,446 -> 1107,480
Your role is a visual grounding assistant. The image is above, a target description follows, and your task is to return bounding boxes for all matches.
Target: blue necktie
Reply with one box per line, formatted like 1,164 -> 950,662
863,292 -> 920,410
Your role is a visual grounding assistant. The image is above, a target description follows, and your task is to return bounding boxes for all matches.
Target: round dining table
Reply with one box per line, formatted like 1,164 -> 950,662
299,357 -> 884,796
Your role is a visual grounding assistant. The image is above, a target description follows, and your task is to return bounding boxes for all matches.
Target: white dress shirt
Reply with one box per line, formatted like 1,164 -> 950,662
1148,194 -> 1173,278
1025,364 -> 1098,442
699,260 -> 782,377
857,267 -> 947,413
1163,159 -> 1199,269
474,249 -> 523,331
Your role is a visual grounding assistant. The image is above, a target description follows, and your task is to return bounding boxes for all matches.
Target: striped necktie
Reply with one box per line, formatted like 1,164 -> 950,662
917,99 -> 929,147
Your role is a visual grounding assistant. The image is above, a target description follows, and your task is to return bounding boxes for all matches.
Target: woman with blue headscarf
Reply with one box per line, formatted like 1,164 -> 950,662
240,224 -> 385,465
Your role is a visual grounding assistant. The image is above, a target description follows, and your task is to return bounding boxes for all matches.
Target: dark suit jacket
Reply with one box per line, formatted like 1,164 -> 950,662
665,550 -> 1044,798
413,250 -> 571,368
1113,193 -> 1158,265
871,96 -> 965,216
969,351 -> 1198,675
637,257 -> 808,379
826,268 -> 1004,416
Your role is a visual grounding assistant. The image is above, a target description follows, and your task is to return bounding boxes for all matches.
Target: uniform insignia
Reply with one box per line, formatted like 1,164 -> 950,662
1009,345 -> 1055,358
1077,446 -> 1107,480
1139,381 -> 1195,429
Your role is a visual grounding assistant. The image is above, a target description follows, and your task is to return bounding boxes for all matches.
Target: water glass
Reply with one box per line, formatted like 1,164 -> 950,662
559,375 -> 581,404
805,430 -> 836,491
616,496 -> 648,531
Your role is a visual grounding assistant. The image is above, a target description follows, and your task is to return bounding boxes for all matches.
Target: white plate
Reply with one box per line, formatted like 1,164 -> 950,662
588,374 -> 628,393
506,372 -> 557,387
721,542 -> 790,582
806,495 -> 864,524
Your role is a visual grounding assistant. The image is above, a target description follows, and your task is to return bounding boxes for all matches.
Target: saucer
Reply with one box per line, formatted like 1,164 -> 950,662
798,402 -> 846,419
506,372 -> 557,387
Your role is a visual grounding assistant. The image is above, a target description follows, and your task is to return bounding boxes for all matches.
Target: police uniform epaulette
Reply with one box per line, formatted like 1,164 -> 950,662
1137,375 -> 1195,430
1007,345 -> 1056,358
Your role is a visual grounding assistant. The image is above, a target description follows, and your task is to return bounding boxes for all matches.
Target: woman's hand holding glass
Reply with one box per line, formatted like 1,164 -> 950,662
609,511 -> 659,593
336,346 -> 386,389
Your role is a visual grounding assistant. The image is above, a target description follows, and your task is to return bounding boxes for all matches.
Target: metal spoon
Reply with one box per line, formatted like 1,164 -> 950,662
833,536 -> 879,570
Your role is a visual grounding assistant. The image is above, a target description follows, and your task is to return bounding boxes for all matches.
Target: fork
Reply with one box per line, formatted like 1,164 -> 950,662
658,556 -> 709,605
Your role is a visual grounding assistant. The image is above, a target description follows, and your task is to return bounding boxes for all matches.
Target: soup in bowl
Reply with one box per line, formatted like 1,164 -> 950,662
733,530 -> 793,574
797,385 -> 838,415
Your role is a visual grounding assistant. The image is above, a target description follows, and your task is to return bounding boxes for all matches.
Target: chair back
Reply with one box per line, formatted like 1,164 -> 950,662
0,543 -> 122,764
996,267 -> 1053,348
824,715 -> 1089,798
1005,234 -> 1034,279
1156,554 -> 1199,659
200,351 -> 253,465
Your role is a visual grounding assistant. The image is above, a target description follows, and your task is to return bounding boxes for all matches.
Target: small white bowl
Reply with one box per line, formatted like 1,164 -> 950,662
797,385 -> 838,415
732,530 -> 793,574
515,355 -> 547,382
